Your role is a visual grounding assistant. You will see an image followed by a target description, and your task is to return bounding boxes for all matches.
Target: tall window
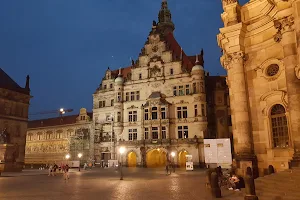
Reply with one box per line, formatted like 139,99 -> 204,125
126,92 -> 129,101
152,107 -> 158,120
161,107 -> 166,119
178,126 -> 188,139
271,104 -> 289,148
144,128 -> 149,139
117,92 -> 122,102
99,101 -> 106,108
139,73 -> 142,80
136,91 -> 140,100
162,126 -> 166,139
129,111 -> 137,122
144,109 -> 149,120
117,112 -> 121,122
173,86 -> 177,96
193,83 -> 197,94
185,85 -> 190,95
201,104 -> 205,116
128,129 -> 138,141
152,127 -> 158,139
111,99 -> 114,106
179,86 -> 184,96
110,83 -> 113,88
130,92 -> 135,101
177,106 -> 188,118
194,105 -> 198,117
170,68 -> 174,75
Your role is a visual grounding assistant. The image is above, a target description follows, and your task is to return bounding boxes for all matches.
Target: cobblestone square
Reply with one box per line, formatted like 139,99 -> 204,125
0,168 -> 243,200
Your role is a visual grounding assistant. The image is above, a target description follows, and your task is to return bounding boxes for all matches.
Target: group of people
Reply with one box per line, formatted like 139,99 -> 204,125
165,162 -> 175,175
216,166 -> 244,191
48,163 -> 70,180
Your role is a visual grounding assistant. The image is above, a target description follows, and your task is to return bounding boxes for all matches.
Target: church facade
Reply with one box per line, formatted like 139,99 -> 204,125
0,68 -> 31,172
218,0 -> 300,176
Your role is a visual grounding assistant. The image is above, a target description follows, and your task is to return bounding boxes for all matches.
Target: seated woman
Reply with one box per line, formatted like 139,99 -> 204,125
228,174 -> 241,191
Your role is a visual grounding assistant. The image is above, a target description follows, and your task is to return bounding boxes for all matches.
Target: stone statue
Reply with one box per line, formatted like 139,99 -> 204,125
0,128 -> 10,144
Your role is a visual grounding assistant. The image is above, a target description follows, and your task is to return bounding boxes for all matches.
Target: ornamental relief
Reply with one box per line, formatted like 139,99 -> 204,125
175,100 -> 189,104
273,16 -> 294,43
220,52 -> 247,70
260,90 -> 288,116
26,142 -> 68,154
222,0 -> 237,6
255,58 -> 284,81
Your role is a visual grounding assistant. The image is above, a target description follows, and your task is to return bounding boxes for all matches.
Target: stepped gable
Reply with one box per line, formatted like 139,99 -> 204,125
0,68 -> 29,94
28,112 -> 93,128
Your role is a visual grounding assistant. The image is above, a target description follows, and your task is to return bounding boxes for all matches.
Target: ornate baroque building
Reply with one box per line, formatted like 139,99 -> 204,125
218,0 -> 300,176
0,68 -> 31,172
25,108 -> 94,165
93,1 -> 219,168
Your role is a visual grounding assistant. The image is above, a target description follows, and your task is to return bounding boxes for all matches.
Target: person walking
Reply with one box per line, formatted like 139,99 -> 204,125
48,164 -> 53,176
64,164 -> 70,180
166,163 -> 169,175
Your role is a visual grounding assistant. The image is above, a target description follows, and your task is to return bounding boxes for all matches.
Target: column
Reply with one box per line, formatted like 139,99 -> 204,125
279,13 -> 300,161
222,51 -> 256,175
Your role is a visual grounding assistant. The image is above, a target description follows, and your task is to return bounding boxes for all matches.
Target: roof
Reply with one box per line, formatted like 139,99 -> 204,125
108,33 -> 203,79
0,68 -> 29,94
28,112 -> 93,129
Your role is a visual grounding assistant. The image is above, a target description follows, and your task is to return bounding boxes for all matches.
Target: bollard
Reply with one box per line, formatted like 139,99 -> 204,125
244,167 -> 258,200
210,170 -> 222,198
268,165 -> 275,175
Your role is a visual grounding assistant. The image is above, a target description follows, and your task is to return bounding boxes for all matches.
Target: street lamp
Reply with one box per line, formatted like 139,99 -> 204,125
65,154 -> 70,160
171,152 -> 176,172
78,153 -> 82,171
119,146 -> 126,180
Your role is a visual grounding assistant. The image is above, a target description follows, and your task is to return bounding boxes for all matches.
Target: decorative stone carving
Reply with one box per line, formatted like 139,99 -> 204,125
273,16 -> 294,42
220,52 -> 246,70
175,100 -> 189,104
127,105 -> 138,109
151,82 -> 161,88
114,105 -> 122,109
150,65 -> 161,77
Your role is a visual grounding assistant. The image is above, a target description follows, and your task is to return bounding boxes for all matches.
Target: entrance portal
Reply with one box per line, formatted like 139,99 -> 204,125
127,152 -> 137,167
146,149 -> 167,168
178,151 -> 188,168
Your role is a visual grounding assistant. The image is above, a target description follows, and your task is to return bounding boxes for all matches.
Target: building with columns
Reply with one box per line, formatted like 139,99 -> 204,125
0,68 -> 31,172
25,108 -> 94,165
93,1 -> 230,168
218,0 -> 300,176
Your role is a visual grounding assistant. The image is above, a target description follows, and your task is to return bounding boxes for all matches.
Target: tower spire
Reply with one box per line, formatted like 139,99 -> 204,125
157,0 -> 175,35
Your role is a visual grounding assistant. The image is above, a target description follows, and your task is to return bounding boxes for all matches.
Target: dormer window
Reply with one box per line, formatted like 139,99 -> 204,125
103,85 -> 107,89
110,84 -> 113,88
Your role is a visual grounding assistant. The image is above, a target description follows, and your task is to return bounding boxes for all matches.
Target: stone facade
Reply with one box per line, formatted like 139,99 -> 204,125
25,108 -> 94,165
92,1 -> 228,168
218,0 -> 300,176
0,68 -> 31,172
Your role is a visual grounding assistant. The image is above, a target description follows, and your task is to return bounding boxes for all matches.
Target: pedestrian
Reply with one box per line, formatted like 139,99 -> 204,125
64,164 -> 70,180
48,164 -> 53,176
166,164 -> 169,175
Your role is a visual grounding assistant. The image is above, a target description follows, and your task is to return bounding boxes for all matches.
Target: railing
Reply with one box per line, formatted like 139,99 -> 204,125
118,138 -> 202,146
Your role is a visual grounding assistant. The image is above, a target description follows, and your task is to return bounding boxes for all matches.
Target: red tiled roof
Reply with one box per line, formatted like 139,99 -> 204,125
28,112 -> 93,129
0,68 -> 29,95
111,66 -> 132,79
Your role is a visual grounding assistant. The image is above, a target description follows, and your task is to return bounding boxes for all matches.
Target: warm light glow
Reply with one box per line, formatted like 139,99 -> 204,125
65,154 -> 70,159
119,147 -> 126,154
157,148 -> 160,151
60,108 -> 64,112
78,153 -> 83,158
171,152 -> 175,157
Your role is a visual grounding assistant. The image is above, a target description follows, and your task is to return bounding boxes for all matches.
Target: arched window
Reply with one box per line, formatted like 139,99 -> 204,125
270,104 -> 289,148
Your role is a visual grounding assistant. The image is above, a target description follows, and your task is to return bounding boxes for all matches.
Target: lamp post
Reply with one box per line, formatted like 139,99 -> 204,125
119,146 -> 125,180
78,153 -> 82,171
171,152 -> 176,173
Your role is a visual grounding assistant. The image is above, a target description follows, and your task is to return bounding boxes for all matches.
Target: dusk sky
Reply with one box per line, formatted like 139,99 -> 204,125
0,0 -> 248,119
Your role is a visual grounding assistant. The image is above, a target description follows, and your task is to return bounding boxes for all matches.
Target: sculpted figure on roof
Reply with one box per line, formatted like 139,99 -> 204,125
222,0 -> 238,6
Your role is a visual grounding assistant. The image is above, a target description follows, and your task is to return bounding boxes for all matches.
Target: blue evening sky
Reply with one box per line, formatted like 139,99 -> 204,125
0,0 -> 248,119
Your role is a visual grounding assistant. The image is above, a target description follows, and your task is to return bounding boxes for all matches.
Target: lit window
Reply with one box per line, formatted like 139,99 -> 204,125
271,104 -> 289,148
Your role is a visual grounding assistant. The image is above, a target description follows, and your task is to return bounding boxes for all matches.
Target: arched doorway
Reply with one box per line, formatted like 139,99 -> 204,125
178,151 -> 188,168
127,152 -> 137,167
146,149 -> 167,168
